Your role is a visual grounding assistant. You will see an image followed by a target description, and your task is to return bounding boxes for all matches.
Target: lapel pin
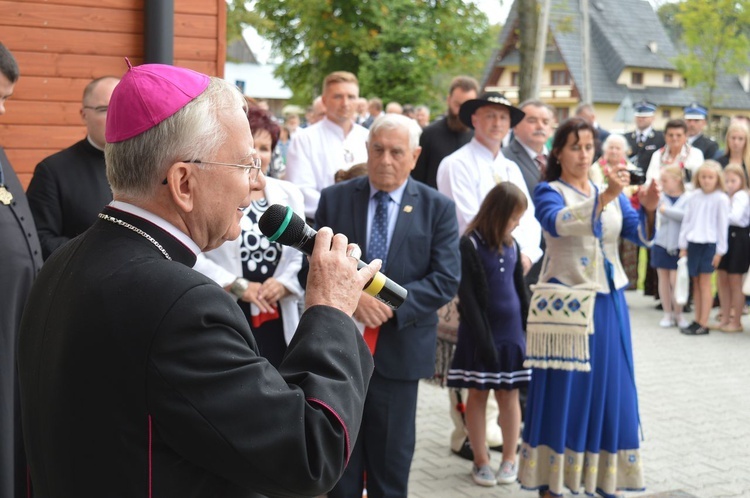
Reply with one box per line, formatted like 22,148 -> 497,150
403,205 -> 413,213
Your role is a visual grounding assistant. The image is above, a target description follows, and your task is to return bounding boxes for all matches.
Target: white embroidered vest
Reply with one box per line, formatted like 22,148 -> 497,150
539,181 -> 630,293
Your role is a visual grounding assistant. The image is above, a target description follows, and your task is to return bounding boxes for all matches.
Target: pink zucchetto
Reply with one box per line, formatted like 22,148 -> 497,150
105,59 -> 210,143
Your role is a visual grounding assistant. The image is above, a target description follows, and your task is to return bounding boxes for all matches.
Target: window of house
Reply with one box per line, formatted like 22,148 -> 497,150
662,109 -> 671,119
664,73 -> 673,84
511,71 -> 520,86
551,70 -> 570,85
235,80 -> 246,93
631,72 -> 644,86
555,107 -> 569,122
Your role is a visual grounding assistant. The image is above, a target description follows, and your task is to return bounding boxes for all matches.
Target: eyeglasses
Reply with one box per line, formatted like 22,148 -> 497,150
186,158 -> 263,182
83,105 -> 108,113
161,155 -> 263,185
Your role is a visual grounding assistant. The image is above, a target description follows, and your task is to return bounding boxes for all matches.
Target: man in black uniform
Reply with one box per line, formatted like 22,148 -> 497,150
626,100 -> 665,174
684,102 -> 719,160
411,75 -> 478,188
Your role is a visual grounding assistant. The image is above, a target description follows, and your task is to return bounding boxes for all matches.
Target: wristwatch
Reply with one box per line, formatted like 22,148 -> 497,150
229,277 -> 250,299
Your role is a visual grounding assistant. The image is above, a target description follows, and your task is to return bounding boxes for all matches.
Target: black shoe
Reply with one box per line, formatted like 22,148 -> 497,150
683,303 -> 692,312
451,437 -> 474,461
680,321 -> 699,334
683,325 -> 710,335
681,321 -> 709,335
654,303 -> 663,310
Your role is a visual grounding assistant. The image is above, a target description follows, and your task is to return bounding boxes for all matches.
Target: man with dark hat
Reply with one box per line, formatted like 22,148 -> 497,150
436,91 -> 541,480
626,100 -> 665,173
684,102 -> 719,160
18,61 -> 377,498
437,91 -> 541,267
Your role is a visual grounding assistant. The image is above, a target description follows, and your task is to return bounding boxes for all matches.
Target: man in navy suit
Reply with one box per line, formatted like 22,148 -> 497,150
318,114 -> 460,498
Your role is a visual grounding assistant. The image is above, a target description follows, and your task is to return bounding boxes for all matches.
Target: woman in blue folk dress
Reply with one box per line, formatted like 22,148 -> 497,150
518,118 -> 659,498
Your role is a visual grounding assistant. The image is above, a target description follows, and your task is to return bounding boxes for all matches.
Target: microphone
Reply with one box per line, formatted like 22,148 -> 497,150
258,204 -> 408,310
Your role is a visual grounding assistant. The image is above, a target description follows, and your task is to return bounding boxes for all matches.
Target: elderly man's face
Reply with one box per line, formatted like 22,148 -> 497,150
81,77 -> 119,149
514,105 -> 552,152
197,106 -> 265,251
367,126 -> 421,192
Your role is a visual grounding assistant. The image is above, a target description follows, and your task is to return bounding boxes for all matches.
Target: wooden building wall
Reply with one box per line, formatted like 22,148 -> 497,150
0,0 -> 226,187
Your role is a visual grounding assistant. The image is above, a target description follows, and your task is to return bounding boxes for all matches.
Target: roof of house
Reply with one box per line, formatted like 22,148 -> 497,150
227,38 -> 258,64
482,0 -> 750,111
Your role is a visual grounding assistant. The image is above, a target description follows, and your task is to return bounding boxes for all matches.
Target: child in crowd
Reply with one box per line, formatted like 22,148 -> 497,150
678,161 -> 730,335
446,183 -> 531,487
652,166 -> 690,328
716,164 -> 750,332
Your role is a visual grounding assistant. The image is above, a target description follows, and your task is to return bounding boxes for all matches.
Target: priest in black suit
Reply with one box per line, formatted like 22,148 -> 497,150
18,62 -> 376,498
626,100 -> 665,173
26,76 -> 119,259
0,43 -> 43,498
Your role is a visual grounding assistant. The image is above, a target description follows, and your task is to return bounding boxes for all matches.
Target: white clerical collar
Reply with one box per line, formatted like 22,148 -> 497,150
109,200 -> 201,256
87,135 -> 105,151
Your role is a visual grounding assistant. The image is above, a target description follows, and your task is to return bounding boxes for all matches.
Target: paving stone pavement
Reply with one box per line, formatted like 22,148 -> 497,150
408,292 -> 750,498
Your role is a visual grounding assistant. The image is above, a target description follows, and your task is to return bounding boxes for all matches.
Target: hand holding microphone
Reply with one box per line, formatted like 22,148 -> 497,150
258,205 -> 408,310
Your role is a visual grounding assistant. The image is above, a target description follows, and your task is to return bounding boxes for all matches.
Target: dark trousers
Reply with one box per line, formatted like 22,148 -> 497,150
328,371 -> 419,498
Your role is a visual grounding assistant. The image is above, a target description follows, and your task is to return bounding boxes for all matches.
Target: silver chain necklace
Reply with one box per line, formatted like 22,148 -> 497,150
98,213 -> 172,261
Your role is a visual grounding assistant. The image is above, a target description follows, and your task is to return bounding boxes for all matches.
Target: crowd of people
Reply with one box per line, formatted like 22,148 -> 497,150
1,37 -> 749,498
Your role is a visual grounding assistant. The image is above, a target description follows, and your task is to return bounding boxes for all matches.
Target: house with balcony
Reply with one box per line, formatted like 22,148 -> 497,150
481,0 -> 750,132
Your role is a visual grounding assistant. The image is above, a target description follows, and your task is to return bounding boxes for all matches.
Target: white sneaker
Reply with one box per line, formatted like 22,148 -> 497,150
659,315 -> 674,328
676,316 -> 691,329
496,460 -> 518,484
471,463 -> 497,487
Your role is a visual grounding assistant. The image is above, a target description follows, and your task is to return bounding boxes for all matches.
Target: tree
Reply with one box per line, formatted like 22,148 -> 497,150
244,0 -> 493,108
656,2 -> 682,44
673,0 -> 750,112
517,0 -> 539,102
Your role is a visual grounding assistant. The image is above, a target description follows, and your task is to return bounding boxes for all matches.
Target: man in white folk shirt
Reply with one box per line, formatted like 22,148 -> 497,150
437,92 -> 542,271
286,71 -> 369,220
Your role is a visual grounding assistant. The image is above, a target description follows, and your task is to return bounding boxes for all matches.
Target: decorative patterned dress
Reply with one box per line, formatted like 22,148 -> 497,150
447,233 -> 531,391
519,180 -> 647,498
238,198 -> 286,367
